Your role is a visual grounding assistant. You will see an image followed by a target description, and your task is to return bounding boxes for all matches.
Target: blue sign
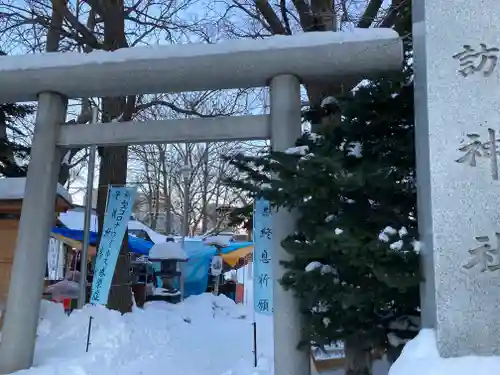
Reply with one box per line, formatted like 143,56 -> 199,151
90,186 -> 137,305
253,199 -> 273,315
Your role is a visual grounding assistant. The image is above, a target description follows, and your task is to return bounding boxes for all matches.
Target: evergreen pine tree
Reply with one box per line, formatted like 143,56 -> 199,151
0,103 -> 33,177
223,6 -> 418,374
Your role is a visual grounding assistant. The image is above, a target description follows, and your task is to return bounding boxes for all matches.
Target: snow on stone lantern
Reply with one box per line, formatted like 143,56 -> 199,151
203,235 -> 231,295
147,239 -> 188,304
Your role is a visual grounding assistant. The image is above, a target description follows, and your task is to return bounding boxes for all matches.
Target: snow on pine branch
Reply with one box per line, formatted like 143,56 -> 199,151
379,225 -> 421,254
307,132 -> 323,143
284,145 -> 309,156
346,142 -> 362,158
339,141 -> 363,158
304,226 -> 343,274
305,261 -> 336,276
321,96 -> 338,107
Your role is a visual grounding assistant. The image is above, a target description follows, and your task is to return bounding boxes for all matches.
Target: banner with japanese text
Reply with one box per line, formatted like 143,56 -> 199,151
47,238 -> 64,280
90,186 -> 137,305
253,198 -> 273,315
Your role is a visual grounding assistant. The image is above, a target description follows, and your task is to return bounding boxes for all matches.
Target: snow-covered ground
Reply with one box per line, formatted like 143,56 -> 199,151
2,264 -> 393,375
389,330 -> 500,375
12,294 -> 273,375
8,293 -> 391,375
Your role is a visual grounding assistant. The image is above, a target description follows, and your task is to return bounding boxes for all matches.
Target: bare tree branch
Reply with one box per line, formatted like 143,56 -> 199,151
357,0 -> 384,28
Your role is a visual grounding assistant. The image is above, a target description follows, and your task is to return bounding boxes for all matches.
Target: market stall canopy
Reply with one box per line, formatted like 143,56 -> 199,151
51,227 -> 152,255
57,209 -> 168,244
221,244 -> 253,269
50,227 -> 254,297
51,231 -> 97,257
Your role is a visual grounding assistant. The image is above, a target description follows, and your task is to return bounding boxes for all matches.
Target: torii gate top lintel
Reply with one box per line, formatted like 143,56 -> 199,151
0,29 -> 402,103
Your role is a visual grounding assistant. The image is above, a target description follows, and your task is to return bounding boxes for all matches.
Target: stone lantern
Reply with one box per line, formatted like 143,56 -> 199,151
147,239 -> 188,304
203,235 -> 231,295
130,255 -> 154,307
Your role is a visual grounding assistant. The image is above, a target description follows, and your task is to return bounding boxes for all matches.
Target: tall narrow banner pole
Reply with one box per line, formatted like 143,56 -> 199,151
78,106 -> 98,309
253,320 -> 258,367
85,316 -> 94,352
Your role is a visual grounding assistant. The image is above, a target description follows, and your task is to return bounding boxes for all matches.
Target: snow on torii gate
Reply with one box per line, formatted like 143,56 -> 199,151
0,30 -> 402,374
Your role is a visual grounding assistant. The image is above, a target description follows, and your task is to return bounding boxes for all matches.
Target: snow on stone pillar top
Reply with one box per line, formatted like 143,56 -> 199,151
0,29 -> 402,103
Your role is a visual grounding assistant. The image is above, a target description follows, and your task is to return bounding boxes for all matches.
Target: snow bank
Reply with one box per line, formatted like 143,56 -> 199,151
389,329 -> 500,375
12,294 -> 272,375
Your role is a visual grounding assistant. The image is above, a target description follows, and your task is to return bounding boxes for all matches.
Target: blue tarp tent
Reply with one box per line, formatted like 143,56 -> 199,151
181,240 -> 253,297
51,227 -> 152,255
52,227 -> 252,297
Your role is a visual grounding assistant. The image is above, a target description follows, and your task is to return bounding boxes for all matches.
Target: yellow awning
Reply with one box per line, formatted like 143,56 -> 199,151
50,232 -> 98,258
221,245 -> 253,268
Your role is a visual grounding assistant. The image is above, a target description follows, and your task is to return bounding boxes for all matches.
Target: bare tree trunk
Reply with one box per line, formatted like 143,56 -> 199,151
143,151 -> 155,225
344,336 -> 373,375
46,0 -> 65,52
58,100 -> 92,185
163,174 -> 172,234
152,183 -> 160,230
150,207 -> 158,229
146,195 -> 154,225
46,0 -> 69,184
97,135 -> 130,313
167,171 -> 174,233
96,0 -> 133,314
201,143 -> 210,233
182,144 -> 190,237
159,145 -> 172,234
0,107 -> 16,174
53,1 -> 94,185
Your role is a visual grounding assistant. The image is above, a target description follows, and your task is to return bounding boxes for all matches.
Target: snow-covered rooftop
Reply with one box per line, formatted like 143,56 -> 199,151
0,29 -> 402,103
58,210 -> 167,243
58,209 -> 98,232
0,177 -> 72,204
128,219 -> 167,243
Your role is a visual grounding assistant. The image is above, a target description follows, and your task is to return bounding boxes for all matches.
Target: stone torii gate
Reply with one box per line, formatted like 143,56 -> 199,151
0,30 -> 402,374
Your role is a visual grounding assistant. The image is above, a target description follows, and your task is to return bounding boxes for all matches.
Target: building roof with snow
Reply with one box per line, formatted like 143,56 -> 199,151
0,177 -> 72,204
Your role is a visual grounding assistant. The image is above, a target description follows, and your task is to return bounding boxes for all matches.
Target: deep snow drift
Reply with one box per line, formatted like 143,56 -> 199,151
9,294 -> 273,375
389,330 -> 500,375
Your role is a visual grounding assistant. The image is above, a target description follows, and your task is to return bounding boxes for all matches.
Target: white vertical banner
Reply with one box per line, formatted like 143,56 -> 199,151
253,199 -> 273,315
56,242 -> 65,279
247,262 -> 253,280
47,238 -> 60,280
90,186 -> 137,305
